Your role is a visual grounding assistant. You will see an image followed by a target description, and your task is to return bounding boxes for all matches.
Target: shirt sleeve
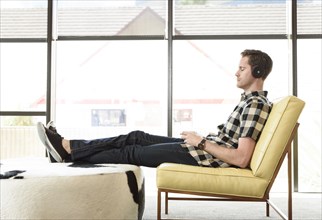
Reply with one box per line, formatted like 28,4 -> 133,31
239,100 -> 271,141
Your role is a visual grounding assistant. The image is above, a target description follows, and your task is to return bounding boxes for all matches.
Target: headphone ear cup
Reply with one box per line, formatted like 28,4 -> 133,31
252,65 -> 263,78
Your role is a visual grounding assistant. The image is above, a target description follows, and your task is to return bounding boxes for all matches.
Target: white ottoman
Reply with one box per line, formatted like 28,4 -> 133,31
0,158 -> 145,220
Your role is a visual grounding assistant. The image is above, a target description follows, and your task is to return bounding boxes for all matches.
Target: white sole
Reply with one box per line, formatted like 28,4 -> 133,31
46,121 -> 56,162
37,122 -> 63,162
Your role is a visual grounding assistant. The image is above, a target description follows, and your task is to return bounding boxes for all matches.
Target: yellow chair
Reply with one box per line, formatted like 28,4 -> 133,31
157,96 -> 305,220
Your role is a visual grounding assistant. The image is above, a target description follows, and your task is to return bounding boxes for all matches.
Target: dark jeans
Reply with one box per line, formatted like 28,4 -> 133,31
70,130 -> 198,168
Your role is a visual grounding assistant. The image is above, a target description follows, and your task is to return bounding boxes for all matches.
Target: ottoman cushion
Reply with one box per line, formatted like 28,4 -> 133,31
0,158 -> 145,220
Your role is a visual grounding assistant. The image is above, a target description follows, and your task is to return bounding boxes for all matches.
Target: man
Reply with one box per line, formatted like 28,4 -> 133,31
37,49 -> 273,169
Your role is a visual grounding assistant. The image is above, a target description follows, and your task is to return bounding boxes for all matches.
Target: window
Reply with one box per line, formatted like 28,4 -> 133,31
0,43 -> 47,112
0,116 -> 46,159
297,39 -> 322,192
173,39 -> 289,136
298,3 -> 322,35
54,41 -> 167,139
56,0 -> 166,37
0,0 -> 321,193
174,0 -> 287,36
0,0 -> 47,39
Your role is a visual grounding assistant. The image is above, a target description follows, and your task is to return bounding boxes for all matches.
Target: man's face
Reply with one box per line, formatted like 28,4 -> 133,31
235,56 -> 255,91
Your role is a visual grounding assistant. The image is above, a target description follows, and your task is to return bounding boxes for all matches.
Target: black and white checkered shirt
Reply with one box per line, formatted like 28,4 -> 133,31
182,91 -> 272,168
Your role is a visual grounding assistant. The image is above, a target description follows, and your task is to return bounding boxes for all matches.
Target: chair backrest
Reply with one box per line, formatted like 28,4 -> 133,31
250,96 -> 305,180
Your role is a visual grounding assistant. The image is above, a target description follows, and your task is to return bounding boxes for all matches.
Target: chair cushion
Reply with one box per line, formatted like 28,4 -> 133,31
250,96 -> 305,179
157,163 -> 268,198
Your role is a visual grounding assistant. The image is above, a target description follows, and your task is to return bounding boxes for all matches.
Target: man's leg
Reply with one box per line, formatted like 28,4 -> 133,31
81,142 -> 198,168
37,122 -> 187,165
70,130 -> 183,161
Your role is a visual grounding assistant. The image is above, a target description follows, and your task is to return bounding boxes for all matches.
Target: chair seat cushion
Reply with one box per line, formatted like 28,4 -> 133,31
157,163 -> 268,199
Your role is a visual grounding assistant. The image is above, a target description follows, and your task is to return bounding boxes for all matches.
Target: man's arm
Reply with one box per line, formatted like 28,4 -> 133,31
181,132 -> 256,168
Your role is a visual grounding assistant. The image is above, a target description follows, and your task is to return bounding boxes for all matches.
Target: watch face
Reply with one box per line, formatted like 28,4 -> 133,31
198,139 -> 206,150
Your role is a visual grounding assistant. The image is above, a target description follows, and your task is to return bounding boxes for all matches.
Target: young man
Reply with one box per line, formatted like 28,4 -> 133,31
37,49 -> 273,169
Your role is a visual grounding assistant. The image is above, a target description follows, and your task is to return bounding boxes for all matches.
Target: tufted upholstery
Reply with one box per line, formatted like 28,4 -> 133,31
157,96 -> 305,220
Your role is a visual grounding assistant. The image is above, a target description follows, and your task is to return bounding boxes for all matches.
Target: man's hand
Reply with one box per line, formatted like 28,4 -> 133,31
180,131 -> 203,146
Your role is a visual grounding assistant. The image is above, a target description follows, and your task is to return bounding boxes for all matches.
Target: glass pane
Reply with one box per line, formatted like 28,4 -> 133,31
57,0 -> 166,37
298,39 -> 322,192
0,116 -> 46,159
55,40 -> 167,139
0,43 -> 47,111
175,0 -> 287,35
298,1 -> 322,35
173,39 -> 289,136
0,0 -> 47,38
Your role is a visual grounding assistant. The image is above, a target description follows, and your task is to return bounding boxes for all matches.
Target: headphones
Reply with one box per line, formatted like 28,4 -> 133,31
251,65 -> 265,78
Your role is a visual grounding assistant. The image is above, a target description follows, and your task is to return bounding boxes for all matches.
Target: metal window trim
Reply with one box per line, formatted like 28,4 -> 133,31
1,34 -> 321,43
291,0 -> 299,193
173,34 -> 290,40
167,0 -> 174,137
46,0 -> 53,124
0,111 -> 47,116
57,35 -> 165,41
297,34 -> 322,39
0,39 -> 47,43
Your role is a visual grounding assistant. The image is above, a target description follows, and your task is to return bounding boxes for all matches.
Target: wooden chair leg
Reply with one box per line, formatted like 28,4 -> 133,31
266,196 -> 270,217
288,145 -> 293,220
157,190 -> 161,220
165,192 -> 169,214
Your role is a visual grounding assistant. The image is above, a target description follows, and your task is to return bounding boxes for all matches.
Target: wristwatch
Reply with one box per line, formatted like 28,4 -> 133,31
198,138 -> 207,150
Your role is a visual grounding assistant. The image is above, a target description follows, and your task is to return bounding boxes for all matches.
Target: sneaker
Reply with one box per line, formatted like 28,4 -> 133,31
45,121 -> 58,162
37,122 -> 69,162
47,151 -> 58,163
46,121 -> 57,133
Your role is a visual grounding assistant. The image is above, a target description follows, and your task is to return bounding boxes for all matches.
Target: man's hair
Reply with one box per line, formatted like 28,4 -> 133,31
241,49 -> 273,80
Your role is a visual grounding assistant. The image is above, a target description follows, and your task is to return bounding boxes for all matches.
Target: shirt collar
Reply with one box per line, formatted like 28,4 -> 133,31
241,91 -> 268,101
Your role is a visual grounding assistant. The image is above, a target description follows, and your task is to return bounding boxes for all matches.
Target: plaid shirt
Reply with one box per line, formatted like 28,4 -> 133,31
182,91 -> 272,168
